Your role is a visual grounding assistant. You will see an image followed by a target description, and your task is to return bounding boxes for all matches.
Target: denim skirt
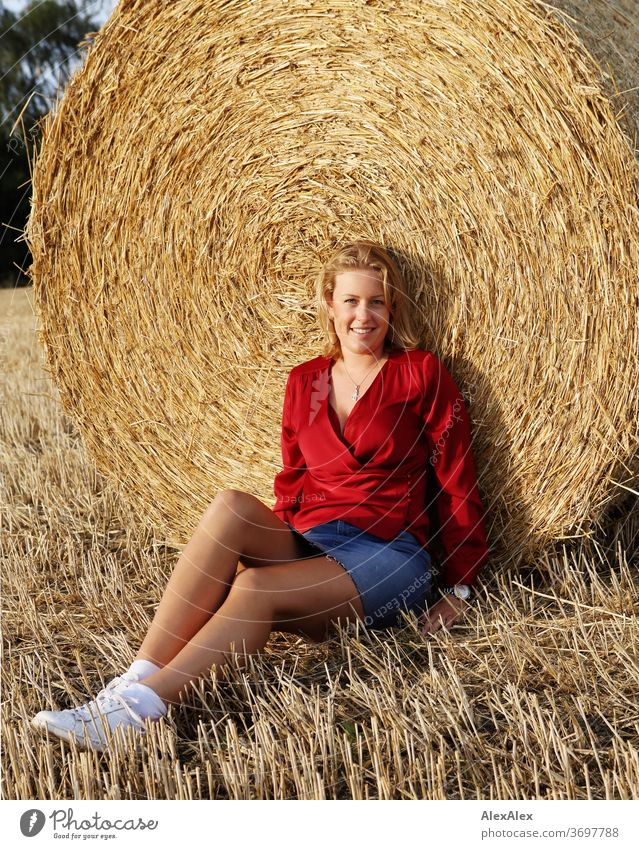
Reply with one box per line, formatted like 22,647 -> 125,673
286,519 -> 433,630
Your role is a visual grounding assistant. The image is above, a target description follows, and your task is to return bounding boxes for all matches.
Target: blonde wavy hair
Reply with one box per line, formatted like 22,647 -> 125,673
315,239 -> 422,360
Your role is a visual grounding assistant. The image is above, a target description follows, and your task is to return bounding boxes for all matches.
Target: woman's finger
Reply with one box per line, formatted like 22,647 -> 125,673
421,612 -> 446,634
420,605 -> 461,635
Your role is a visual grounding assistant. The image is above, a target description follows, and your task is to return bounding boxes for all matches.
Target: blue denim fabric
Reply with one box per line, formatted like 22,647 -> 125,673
286,519 -> 433,630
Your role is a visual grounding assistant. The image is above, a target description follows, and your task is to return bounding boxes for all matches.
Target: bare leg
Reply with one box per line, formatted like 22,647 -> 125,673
139,555 -> 366,705
135,490 -> 311,668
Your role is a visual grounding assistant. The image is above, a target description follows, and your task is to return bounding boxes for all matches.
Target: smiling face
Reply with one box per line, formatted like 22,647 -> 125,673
326,268 -> 392,359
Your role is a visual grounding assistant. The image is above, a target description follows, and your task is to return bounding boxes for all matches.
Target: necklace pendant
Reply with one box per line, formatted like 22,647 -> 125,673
351,386 -> 360,402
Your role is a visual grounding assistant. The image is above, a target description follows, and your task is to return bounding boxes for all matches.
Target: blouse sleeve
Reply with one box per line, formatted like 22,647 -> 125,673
423,354 -> 489,587
272,371 -> 307,524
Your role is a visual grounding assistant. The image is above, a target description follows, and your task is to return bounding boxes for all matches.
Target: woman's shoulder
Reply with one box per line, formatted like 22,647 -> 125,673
392,346 -> 433,362
390,346 -> 439,371
286,354 -> 330,381
392,348 -> 457,393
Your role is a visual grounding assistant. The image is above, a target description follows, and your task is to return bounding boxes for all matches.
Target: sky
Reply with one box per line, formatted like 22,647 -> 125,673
3,0 -> 118,26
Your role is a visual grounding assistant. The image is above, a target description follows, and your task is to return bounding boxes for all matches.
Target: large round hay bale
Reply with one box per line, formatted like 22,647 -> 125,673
26,0 -> 639,570
548,0 -> 639,152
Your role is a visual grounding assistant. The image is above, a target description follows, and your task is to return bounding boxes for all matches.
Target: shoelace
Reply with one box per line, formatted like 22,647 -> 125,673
70,672 -> 139,721
70,690 -> 143,728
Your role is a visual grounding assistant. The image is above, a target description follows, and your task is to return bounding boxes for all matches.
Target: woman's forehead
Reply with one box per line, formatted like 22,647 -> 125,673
334,269 -> 383,291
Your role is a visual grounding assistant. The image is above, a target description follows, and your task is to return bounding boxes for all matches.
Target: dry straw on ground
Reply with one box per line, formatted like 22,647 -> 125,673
25,0 -> 639,576
5,0 -> 639,801
2,289 -> 638,799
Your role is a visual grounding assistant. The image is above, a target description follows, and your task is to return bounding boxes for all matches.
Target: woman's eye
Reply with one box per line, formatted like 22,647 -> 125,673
344,299 -> 384,304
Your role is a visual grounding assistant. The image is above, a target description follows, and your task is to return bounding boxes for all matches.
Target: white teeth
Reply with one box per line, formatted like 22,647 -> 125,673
351,328 -> 373,334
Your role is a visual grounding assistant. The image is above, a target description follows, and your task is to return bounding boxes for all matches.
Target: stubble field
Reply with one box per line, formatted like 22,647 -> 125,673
1,286 -> 637,799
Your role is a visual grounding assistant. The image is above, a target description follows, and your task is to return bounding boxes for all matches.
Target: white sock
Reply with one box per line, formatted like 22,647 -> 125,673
119,682 -> 167,719
127,659 -> 161,680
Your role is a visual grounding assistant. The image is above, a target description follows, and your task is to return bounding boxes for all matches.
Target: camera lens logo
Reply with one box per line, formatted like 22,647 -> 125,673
20,809 -> 45,837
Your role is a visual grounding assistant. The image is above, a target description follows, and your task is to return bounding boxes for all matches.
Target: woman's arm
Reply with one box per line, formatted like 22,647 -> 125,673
422,354 -> 489,590
272,371 -> 307,524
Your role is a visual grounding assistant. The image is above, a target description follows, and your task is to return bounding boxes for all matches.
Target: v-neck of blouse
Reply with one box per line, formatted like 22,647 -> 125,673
325,350 -> 395,442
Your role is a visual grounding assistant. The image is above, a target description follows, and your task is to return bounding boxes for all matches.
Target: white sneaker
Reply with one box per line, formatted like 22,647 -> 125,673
32,673 -> 151,751
102,670 -> 142,692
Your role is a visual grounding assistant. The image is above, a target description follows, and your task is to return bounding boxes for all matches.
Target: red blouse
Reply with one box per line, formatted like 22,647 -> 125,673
272,347 -> 489,587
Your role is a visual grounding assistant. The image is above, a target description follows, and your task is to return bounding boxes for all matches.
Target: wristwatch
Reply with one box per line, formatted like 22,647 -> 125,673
441,584 -> 472,601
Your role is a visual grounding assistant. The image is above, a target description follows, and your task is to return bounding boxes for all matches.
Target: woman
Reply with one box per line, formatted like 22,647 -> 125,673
32,240 -> 489,751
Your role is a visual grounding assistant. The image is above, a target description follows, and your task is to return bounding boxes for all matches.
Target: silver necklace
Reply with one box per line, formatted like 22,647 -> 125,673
339,355 -> 386,401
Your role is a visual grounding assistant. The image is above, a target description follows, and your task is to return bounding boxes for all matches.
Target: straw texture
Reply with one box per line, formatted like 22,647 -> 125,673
549,0 -> 638,151
26,0 -> 639,570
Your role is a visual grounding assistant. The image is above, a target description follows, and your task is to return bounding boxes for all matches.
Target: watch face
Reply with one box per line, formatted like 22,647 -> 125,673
455,585 -> 471,600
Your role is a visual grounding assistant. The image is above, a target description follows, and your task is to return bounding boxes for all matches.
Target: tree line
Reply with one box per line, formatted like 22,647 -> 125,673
1,1 -> 107,287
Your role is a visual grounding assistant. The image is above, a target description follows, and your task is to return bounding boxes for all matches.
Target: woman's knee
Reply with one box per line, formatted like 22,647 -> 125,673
202,488 -> 258,530
226,567 -> 276,614
229,562 -> 358,625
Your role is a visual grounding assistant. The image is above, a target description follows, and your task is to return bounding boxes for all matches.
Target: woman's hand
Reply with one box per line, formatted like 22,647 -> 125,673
419,595 -> 468,635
